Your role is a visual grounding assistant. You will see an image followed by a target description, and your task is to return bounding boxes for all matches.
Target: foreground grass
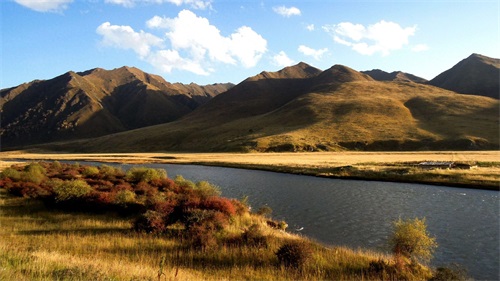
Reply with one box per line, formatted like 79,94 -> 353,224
0,189 -> 434,281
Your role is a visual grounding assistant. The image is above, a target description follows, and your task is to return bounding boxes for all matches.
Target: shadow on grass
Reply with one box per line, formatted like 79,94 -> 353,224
17,227 -> 131,236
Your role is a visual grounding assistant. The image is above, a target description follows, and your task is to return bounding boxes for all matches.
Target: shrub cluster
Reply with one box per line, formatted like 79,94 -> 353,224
275,240 -> 313,270
0,162 -> 248,243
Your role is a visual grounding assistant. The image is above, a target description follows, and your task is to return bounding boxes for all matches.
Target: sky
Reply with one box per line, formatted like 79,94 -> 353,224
1,0 -> 499,89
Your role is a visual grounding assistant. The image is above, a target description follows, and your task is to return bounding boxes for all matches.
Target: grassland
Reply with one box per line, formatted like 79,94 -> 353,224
1,150 -> 499,190
0,162 -> 435,281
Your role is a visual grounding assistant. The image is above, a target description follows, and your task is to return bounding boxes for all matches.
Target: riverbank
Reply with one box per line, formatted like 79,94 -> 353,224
0,162 -> 432,281
1,150 -> 499,190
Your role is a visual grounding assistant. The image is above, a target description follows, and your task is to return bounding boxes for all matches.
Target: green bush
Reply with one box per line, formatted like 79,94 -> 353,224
174,175 -> 195,188
82,166 -> 100,177
20,162 -> 47,184
389,217 -> 437,264
114,190 -> 137,205
50,161 -> 63,171
53,179 -> 93,202
195,181 -> 221,198
126,167 -> 167,183
0,167 -> 21,181
100,165 -> 123,179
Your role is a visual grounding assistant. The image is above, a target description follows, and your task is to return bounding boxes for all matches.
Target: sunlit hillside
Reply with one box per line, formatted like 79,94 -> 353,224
41,63 -> 499,152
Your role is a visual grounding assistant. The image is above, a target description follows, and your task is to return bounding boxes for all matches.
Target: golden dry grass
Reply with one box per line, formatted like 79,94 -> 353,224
0,187 -> 412,281
1,150 -> 498,189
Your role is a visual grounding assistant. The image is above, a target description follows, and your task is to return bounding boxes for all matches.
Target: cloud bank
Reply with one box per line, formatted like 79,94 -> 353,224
298,45 -> 328,60
14,0 -> 73,13
104,0 -> 212,9
273,51 -> 295,67
324,20 -> 417,56
97,10 -> 267,76
273,6 -> 301,17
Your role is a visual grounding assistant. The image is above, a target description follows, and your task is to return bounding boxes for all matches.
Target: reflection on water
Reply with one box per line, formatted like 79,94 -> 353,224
88,162 -> 499,280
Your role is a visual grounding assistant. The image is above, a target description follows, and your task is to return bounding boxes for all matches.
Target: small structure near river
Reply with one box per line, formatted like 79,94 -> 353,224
418,161 -> 476,170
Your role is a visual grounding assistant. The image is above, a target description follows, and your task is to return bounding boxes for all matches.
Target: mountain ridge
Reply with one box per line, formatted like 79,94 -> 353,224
0,67 -> 233,147
428,53 -> 499,99
361,69 -> 428,83
31,58 -> 499,153
2,53 -> 498,152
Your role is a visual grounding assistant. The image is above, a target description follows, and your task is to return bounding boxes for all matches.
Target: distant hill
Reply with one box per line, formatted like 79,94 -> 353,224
428,53 -> 499,99
362,69 -> 427,83
43,62 -> 499,152
0,66 -> 232,147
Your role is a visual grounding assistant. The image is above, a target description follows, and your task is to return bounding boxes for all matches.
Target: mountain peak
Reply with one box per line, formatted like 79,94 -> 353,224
466,53 -> 500,67
245,62 -> 322,82
429,53 -> 499,99
314,64 -> 373,85
361,69 -> 427,83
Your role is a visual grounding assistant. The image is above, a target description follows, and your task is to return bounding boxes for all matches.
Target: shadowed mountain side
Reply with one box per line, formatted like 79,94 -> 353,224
0,66 -> 233,147
362,69 -> 428,83
428,53 -> 500,99
179,62 -> 324,123
40,79 -> 499,153
245,62 -> 322,81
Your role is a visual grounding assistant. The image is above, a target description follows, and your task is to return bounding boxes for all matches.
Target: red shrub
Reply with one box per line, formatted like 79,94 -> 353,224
134,181 -> 157,196
87,179 -> 114,191
201,197 -> 236,216
152,199 -> 177,215
133,210 -> 168,234
6,182 -> 50,198
0,178 -> 13,188
230,199 -> 248,215
86,190 -> 116,206
151,178 -> 179,192
182,193 -> 202,210
114,183 -> 133,192
187,223 -> 218,250
59,169 -> 80,180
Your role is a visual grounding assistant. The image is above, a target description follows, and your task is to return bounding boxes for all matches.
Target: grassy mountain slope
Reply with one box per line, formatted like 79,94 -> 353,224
0,67 -> 232,147
45,63 -> 499,152
428,53 -> 500,99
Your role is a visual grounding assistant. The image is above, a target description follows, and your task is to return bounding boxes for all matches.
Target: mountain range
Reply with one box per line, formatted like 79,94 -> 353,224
0,66 -> 232,147
1,53 -> 498,152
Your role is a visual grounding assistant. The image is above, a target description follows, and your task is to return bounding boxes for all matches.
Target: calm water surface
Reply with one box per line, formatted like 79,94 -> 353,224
89,162 -> 499,280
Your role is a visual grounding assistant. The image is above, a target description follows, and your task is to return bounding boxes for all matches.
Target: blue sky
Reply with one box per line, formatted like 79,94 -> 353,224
1,0 -> 499,89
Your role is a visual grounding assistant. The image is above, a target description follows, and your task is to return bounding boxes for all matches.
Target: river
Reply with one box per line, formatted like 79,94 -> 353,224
89,162 -> 499,280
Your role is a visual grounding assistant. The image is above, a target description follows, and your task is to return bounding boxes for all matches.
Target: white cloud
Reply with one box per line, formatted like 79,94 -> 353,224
273,6 -> 301,17
147,50 -> 209,75
412,44 -> 429,52
298,45 -> 328,60
273,51 -> 295,67
104,0 -> 212,9
323,20 -> 417,56
14,0 -> 72,13
229,26 -> 267,68
147,10 -> 267,68
97,10 -> 267,76
96,22 -> 164,58
306,24 -> 315,31
104,0 -> 135,8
